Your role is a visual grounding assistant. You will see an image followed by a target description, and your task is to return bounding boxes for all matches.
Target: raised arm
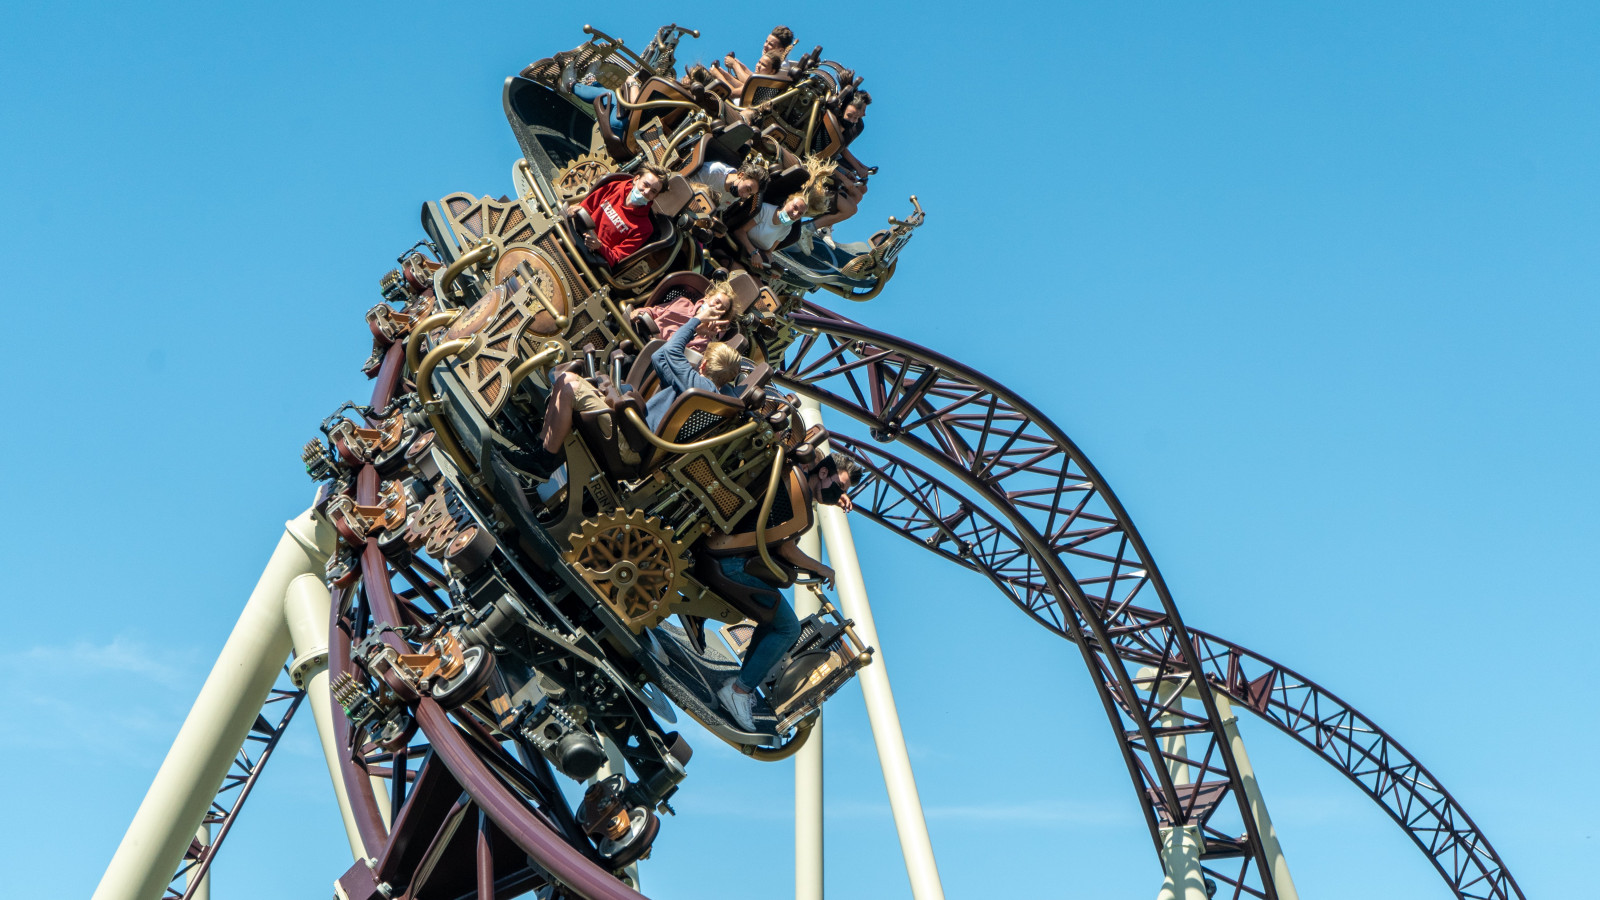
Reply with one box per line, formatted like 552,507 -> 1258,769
651,315 -> 703,393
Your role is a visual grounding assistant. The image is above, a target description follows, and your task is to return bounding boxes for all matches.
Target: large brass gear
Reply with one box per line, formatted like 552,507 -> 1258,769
553,152 -> 617,202
563,510 -> 687,628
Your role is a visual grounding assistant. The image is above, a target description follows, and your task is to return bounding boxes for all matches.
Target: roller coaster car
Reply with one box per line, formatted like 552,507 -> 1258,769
504,25 -> 919,302
315,27 -> 909,867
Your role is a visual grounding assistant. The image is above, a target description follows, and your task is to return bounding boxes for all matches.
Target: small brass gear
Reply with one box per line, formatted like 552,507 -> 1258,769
554,152 -> 618,203
564,510 -> 687,626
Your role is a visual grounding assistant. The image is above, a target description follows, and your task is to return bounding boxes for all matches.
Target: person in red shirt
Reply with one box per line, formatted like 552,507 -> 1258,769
571,163 -> 668,266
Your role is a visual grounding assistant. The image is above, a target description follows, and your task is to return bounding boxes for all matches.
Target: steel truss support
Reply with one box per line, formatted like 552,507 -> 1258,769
774,303 -> 1523,900
164,683 -> 305,900
807,420 -> 1522,900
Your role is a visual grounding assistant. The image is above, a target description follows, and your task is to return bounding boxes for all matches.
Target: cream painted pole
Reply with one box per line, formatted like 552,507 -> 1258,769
186,824 -> 210,900
1155,825 -> 1209,900
283,572 -> 367,862
92,508 -> 334,900
801,399 -> 944,900
793,526 -> 826,900
1211,693 -> 1298,900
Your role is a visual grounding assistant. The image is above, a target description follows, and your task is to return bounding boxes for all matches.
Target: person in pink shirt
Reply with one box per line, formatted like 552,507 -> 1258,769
640,280 -> 734,354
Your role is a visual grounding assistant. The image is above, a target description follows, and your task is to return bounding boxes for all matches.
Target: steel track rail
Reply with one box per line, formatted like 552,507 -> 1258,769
805,391 -> 1523,899
778,306 -> 1277,896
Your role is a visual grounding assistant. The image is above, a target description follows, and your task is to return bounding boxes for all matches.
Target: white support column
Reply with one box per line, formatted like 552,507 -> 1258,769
1212,694 -> 1298,900
185,824 -> 210,900
92,508 -> 334,900
283,572 -> 368,862
793,525 -> 825,900
800,445 -> 943,899
1156,825 -> 1209,900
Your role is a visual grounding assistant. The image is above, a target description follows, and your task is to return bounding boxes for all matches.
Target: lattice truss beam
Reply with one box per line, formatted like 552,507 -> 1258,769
165,678 -> 305,900
775,305 -> 1522,900
809,421 -> 1520,900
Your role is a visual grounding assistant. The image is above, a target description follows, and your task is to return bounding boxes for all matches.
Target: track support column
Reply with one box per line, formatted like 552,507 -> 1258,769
283,572 -> 368,862
92,508 -> 334,900
793,524 -> 825,900
1156,825 -> 1209,900
804,397 -> 945,900
1212,693 -> 1298,900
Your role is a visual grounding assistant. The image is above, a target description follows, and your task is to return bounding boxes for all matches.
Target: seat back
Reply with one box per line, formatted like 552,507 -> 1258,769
592,96 -> 633,162
728,271 -> 760,314
641,271 -> 710,309
653,174 -> 693,217
623,78 -> 696,150
648,388 -> 748,471
701,466 -> 815,555
739,73 -> 793,109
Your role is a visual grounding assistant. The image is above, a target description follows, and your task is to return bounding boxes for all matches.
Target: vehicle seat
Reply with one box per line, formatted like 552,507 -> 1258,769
593,95 -> 633,163
575,389 -> 646,479
645,388 -> 749,471
693,552 -> 782,626
701,466 -> 816,555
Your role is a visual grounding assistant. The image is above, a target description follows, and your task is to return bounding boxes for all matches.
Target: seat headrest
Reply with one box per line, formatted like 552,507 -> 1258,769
728,272 -> 761,315
653,174 -> 693,217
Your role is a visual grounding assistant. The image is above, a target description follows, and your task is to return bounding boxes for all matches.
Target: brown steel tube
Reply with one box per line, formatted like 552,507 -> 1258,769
416,699 -> 647,900
751,449 -> 787,581
437,242 -> 498,304
327,590 -> 391,854
370,341 -> 407,411
476,810 -> 496,900
620,408 -> 758,454
415,338 -> 480,480
406,311 -> 462,373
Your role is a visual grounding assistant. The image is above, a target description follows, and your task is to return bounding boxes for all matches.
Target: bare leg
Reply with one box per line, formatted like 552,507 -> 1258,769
541,372 -> 581,453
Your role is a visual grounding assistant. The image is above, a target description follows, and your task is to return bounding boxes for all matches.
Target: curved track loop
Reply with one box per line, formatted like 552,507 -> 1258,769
777,304 -> 1522,900
827,434 -> 1523,900
326,341 -> 647,900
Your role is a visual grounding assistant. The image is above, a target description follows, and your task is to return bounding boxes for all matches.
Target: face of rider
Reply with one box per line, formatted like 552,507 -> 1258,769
843,102 -> 865,125
762,32 -> 789,57
778,195 -> 806,224
809,458 -> 853,507
727,173 -> 758,201
701,290 -> 731,319
628,172 -> 664,207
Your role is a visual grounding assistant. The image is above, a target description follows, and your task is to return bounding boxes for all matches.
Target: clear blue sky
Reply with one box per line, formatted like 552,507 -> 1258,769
3,2 -> 1595,898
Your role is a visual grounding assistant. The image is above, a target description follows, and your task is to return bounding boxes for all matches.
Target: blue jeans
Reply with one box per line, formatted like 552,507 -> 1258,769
718,556 -> 803,690
571,83 -> 628,137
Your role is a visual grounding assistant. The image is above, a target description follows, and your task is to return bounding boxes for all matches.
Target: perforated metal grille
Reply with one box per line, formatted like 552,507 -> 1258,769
674,410 -> 725,443
753,85 -> 782,104
683,457 -> 742,518
766,481 -> 793,527
537,234 -> 583,296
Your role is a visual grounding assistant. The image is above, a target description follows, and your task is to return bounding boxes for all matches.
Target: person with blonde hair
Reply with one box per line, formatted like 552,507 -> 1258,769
641,278 -> 736,354
644,297 -> 745,432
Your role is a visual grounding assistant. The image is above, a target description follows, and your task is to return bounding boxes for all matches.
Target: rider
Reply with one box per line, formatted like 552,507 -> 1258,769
715,454 -> 859,730
645,298 -> 743,431
570,164 -> 667,266
641,279 -> 735,354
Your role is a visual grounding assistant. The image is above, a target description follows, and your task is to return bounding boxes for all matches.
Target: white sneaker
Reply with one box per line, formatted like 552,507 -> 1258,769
716,679 -> 756,731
